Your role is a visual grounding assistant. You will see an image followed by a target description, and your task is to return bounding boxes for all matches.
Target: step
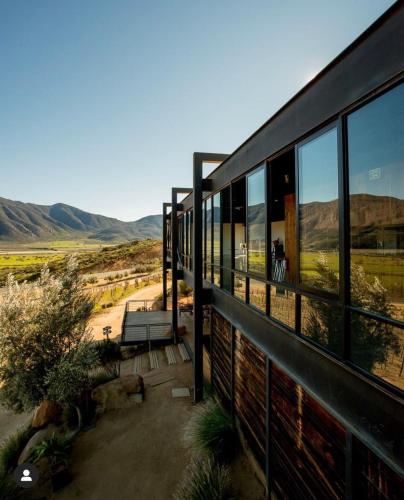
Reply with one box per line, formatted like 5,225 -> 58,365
133,355 -> 142,374
178,343 -> 191,362
165,345 -> 177,365
149,350 -> 160,370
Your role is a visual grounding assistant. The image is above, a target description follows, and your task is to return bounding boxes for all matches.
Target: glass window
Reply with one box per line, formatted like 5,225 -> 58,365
298,128 -> 339,292
247,167 -> 266,276
233,178 -> 247,272
213,193 -> 221,266
301,295 -> 343,356
202,201 -> 206,278
348,83 -> 404,322
351,313 -> 404,391
249,279 -> 266,312
234,273 -> 246,302
213,266 -> 220,287
222,188 -> 231,292
206,197 -> 212,281
270,286 -> 295,329
270,149 -> 296,284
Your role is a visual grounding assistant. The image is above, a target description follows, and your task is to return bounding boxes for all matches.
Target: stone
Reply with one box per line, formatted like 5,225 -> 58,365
120,374 -> 144,395
171,388 -> 191,398
91,379 -> 128,413
18,424 -> 60,464
32,401 -> 62,429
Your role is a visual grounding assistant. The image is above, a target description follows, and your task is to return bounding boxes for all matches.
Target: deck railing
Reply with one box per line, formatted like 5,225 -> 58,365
125,299 -> 165,312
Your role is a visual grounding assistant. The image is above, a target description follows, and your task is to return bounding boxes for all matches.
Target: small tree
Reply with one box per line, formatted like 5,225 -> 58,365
0,257 -> 94,413
305,255 -> 400,371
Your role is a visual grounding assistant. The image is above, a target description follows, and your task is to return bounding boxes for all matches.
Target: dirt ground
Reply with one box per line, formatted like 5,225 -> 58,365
47,350 -> 264,500
0,406 -> 31,443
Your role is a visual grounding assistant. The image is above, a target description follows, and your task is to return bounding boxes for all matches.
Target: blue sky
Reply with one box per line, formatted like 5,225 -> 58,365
0,0 -> 394,221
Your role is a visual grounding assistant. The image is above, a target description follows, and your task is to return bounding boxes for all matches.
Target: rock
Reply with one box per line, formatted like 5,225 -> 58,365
91,379 -> 128,413
18,424 -> 60,464
32,401 -> 62,429
120,375 -> 144,395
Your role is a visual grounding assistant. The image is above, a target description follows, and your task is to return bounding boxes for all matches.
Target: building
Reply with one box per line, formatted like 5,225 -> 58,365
162,3 -> 404,498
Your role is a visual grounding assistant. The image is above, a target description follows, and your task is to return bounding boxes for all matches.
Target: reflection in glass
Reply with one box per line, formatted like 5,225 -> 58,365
206,197 -> 212,282
234,274 -> 246,302
249,279 -> 266,312
270,286 -> 295,329
213,266 -> 220,287
248,167 -> 266,276
301,295 -> 343,356
233,178 -> 247,272
298,128 -> 339,292
213,193 -> 221,266
202,201 -> 206,278
351,313 -> 403,391
348,83 -> 404,322
222,188 -> 232,292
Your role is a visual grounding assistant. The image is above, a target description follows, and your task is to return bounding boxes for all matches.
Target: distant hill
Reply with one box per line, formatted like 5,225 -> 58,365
0,197 -> 162,242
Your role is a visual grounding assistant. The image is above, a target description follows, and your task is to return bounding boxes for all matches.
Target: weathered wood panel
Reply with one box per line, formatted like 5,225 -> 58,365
353,437 -> 404,500
234,330 -> 267,467
270,363 -> 346,499
211,310 -> 232,409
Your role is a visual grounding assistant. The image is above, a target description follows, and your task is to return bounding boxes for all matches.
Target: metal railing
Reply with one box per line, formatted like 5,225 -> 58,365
121,322 -> 172,346
125,299 -> 165,312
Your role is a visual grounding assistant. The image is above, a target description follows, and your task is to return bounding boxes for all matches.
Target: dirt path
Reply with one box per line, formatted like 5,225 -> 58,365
0,406 -> 31,443
89,281 -> 170,341
53,353 -> 194,500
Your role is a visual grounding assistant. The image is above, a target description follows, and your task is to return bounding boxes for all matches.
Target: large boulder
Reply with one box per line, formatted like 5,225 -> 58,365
32,401 -> 62,429
91,379 -> 128,413
120,375 -> 144,395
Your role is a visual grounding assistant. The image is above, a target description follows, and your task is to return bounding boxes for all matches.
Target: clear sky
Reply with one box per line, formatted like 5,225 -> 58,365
0,0 -> 395,221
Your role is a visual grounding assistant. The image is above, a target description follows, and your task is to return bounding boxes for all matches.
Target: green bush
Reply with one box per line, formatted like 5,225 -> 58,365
174,456 -> 232,500
0,474 -> 16,500
0,427 -> 34,476
185,400 -> 237,462
95,340 -> 122,367
30,434 -> 72,466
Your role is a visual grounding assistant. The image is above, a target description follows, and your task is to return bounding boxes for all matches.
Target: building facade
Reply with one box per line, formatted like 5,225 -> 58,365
163,4 -> 404,498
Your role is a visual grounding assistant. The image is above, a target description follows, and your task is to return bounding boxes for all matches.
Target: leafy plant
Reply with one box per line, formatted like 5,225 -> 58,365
94,340 -> 122,375
90,368 -> 118,389
0,257 -> 94,413
30,434 -> 72,467
185,400 -> 237,462
174,456 -> 232,500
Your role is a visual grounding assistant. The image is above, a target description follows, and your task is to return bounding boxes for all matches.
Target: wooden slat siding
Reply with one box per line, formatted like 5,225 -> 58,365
211,311 -> 232,409
353,437 -> 404,500
270,363 -> 346,500
234,330 -> 267,467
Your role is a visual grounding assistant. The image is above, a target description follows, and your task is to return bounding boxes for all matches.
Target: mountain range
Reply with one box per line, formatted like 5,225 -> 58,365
0,197 -> 162,242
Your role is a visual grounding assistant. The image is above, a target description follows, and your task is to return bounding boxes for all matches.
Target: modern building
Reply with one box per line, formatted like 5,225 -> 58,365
162,3 -> 404,498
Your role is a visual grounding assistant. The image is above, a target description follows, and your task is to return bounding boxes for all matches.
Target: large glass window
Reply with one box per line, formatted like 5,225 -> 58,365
234,274 -> 246,302
348,83 -> 404,323
270,149 -> 296,284
247,167 -> 266,276
270,286 -> 295,329
206,197 -> 212,282
298,127 -> 339,293
233,178 -> 246,272
213,193 -> 221,268
222,187 -> 232,292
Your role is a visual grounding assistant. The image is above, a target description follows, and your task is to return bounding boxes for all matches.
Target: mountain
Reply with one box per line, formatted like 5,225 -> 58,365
0,197 -> 162,242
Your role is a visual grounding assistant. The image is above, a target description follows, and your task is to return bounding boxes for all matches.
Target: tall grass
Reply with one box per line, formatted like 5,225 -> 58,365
174,457 -> 232,500
0,426 -> 33,476
185,400 -> 237,463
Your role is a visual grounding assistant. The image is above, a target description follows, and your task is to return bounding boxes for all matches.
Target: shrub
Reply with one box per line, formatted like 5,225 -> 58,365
0,427 -> 34,476
30,434 -> 72,467
179,280 -> 192,297
0,257 -> 93,413
95,340 -> 122,369
174,456 -> 232,500
0,475 -> 16,500
185,400 -> 237,463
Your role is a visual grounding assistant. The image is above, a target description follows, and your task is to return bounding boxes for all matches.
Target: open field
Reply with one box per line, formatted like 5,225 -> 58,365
0,240 -> 162,285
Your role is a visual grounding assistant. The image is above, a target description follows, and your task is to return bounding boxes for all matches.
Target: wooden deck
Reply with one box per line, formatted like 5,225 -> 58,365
121,310 -> 173,346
